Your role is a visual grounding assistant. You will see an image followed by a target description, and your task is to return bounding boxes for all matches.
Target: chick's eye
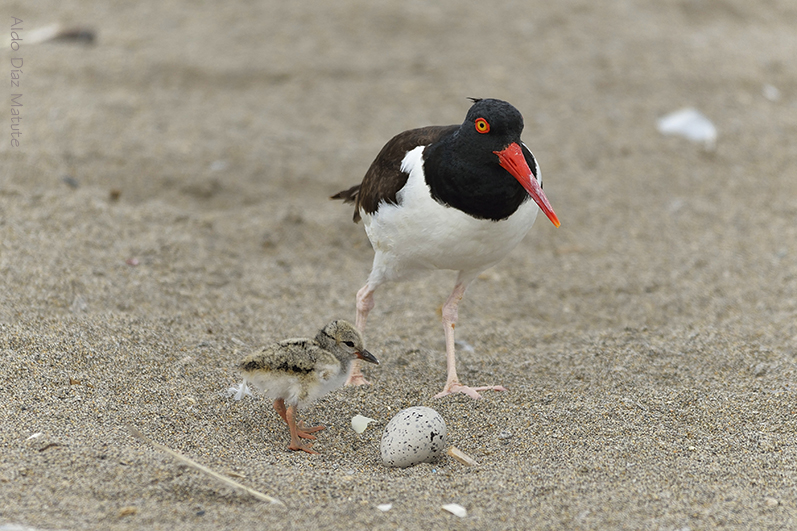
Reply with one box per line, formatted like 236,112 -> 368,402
344,341 -> 355,347
475,118 -> 490,134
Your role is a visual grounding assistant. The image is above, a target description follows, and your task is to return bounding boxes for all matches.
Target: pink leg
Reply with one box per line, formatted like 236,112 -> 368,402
433,275 -> 508,399
285,404 -> 319,454
355,283 -> 375,331
273,399 -> 324,439
346,283 -> 375,386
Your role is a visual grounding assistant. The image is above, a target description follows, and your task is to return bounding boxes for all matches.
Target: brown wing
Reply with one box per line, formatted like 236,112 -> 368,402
331,125 -> 458,222
239,339 -> 331,376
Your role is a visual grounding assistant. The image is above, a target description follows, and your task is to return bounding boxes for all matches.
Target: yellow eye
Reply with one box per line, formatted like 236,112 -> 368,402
475,117 -> 490,134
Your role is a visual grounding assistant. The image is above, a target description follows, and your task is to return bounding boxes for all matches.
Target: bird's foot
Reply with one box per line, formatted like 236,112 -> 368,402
296,421 -> 325,439
433,382 -> 508,400
345,372 -> 372,386
288,439 -> 319,455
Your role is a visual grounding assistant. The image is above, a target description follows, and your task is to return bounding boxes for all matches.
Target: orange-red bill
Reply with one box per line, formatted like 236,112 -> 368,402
494,143 -> 560,228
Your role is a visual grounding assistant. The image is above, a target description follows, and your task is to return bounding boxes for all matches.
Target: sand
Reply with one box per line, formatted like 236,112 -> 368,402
1,0 -> 796,529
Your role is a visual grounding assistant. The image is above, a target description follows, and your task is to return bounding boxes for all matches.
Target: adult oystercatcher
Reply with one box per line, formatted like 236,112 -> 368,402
332,98 -> 560,399
235,320 -> 379,454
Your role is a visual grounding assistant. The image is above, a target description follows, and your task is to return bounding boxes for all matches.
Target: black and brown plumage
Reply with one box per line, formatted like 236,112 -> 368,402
237,320 -> 379,454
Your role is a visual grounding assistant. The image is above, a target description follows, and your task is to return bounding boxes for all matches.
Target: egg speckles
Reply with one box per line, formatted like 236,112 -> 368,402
380,407 -> 447,468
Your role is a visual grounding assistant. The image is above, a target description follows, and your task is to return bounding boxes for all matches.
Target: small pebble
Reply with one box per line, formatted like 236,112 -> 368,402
117,506 -> 137,517
210,160 -> 228,172
762,84 -> 781,102
61,175 -> 79,189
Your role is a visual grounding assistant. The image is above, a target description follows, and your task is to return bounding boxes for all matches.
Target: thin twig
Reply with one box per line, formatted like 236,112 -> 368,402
127,425 -> 285,507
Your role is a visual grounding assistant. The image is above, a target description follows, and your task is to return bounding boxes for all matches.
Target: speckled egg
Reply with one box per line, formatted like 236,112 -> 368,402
380,406 -> 447,468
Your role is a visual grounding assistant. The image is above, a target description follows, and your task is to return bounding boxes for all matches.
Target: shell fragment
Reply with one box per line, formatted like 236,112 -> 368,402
447,446 -> 479,466
351,414 -> 376,434
442,503 -> 467,518
656,108 -> 717,150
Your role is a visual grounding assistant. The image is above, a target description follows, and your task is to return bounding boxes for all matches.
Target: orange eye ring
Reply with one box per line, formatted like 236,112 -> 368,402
474,118 -> 490,134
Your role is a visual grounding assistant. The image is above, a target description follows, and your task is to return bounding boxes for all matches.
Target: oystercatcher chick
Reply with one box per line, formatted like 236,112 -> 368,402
237,320 -> 379,454
332,98 -> 560,399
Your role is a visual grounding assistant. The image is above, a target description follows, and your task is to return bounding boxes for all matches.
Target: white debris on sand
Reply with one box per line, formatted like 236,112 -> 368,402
442,503 -> 467,518
657,108 -> 717,150
227,381 -> 253,400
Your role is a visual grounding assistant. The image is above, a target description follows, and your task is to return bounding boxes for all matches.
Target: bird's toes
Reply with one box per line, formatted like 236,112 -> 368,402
297,422 -> 325,436
434,386 -> 482,399
456,386 -> 484,400
289,441 -> 319,455
435,382 -> 507,400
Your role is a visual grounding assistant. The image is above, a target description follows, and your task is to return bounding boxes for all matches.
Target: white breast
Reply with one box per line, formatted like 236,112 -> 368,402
362,146 -> 539,286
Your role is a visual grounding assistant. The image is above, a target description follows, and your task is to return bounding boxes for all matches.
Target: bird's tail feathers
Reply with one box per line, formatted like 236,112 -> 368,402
330,184 -> 362,222
330,184 -> 360,204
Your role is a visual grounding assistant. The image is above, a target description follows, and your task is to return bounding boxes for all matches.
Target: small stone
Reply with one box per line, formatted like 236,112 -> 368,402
763,84 -> 781,102
118,506 -> 138,517
61,175 -> 79,188
765,497 -> 779,507
210,160 -> 228,172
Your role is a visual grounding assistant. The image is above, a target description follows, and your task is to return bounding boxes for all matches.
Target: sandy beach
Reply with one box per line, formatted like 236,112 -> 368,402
2,0 -> 796,529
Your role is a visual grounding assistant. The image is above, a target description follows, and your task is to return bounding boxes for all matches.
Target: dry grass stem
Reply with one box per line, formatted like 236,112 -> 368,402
127,425 -> 286,507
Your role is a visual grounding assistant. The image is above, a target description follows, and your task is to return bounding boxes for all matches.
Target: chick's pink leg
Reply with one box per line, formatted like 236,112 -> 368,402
285,404 -> 319,454
273,399 -> 323,439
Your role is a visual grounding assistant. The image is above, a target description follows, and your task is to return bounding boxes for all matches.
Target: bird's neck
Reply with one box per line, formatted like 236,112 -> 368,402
422,137 -> 530,221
